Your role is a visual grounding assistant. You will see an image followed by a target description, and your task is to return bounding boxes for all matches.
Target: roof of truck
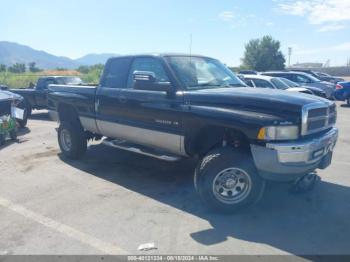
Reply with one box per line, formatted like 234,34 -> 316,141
108,53 -> 214,60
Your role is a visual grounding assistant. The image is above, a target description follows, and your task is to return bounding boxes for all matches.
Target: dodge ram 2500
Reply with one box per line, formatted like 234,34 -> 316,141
48,54 -> 338,212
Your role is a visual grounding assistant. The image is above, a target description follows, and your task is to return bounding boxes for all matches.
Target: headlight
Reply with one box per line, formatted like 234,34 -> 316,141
257,126 -> 299,140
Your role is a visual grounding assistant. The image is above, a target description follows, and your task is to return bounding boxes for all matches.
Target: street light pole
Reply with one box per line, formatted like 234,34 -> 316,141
288,47 -> 292,68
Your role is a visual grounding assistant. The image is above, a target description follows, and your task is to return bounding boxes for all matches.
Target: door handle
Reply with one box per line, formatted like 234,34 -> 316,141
118,95 -> 127,103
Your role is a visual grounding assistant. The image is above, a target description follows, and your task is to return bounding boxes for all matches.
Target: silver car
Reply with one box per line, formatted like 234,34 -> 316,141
261,71 -> 336,99
241,75 -> 313,95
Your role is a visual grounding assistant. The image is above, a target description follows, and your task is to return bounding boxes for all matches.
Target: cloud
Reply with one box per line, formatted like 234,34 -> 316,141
266,21 -> 274,26
278,0 -> 350,31
292,41 -> 350,55
317,24 -> 345,32
219,11 -> 234,21
333,42 -> 350,51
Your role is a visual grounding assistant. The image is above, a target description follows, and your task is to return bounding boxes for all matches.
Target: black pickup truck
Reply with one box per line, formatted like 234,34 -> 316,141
48,54 -> 338,212
11,76 -> 83,115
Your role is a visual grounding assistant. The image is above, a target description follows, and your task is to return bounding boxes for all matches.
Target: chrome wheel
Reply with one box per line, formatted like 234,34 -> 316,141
212,167 -> 252,204
60,129 -> 72,152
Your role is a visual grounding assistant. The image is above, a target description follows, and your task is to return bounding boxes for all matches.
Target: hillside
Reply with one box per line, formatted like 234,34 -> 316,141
0,41 -> 117,69
75,53 -> 117,66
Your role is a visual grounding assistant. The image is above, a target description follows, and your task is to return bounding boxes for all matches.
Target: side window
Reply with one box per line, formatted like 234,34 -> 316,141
127,58 -> 169,88
252,79 -> 273,88
44,80 -> 55,89
295,75 -> 311,83
244,79 -> 255,87
102,58 -> 131,88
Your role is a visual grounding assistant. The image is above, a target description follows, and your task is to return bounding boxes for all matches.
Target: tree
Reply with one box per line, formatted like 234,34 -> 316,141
242,35 -> 285,71
8,63 -> 26,73
0,64 -> 6,72
77,65 -> 90,74
28,62 -> 41,72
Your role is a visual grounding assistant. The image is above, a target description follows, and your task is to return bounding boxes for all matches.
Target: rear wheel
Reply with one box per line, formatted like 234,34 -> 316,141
58,121 -> 87,159
194,147 -> 265,213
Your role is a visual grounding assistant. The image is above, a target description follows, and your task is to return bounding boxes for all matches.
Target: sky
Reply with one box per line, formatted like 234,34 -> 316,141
0,0 -> 350,66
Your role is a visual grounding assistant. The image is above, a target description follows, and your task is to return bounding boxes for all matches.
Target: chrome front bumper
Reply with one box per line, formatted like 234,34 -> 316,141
250,127 -> 338,181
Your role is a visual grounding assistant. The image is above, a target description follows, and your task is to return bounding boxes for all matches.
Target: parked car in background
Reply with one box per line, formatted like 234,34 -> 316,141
289,69 -> 344,83
238,70 -> 258,75
334,82 -> 350,105
261,71 -> 336,99
241,75 -> 313,95
278,77 -> 326,98
0,90 -> 28,128
11,76 -> 83,115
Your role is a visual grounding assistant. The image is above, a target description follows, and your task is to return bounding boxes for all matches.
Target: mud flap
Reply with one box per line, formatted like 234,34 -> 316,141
290,172 -> 320,194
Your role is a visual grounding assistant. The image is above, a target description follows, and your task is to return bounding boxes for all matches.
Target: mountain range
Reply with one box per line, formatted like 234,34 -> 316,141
0,41 -> 117,69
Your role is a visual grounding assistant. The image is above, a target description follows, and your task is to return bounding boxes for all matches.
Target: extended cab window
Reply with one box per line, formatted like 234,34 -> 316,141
37,78 -> 55,90
127,58 -> 169,88
102,58 -> 131,88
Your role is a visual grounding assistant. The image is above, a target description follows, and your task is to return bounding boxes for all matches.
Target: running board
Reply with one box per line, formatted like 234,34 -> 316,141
102,138 -> 182,162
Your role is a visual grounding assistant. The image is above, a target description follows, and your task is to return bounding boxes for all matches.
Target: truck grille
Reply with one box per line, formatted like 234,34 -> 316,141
301,103 -> 336,136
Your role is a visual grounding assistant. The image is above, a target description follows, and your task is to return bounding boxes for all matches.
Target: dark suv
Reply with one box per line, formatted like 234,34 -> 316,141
261,71 -> 335,99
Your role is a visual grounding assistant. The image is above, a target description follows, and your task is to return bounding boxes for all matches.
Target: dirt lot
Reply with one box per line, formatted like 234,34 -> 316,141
0,102 -> 350,255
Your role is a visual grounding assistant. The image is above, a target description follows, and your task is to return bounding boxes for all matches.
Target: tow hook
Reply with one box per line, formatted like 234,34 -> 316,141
290,172 -> 320,194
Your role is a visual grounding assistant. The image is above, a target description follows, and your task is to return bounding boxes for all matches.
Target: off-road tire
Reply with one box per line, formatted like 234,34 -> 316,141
194,147 -> 266,213
58,121 -> 87,159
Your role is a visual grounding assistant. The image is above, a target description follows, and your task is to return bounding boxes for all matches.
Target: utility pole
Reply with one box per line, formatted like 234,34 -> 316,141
288,47 -> 292,68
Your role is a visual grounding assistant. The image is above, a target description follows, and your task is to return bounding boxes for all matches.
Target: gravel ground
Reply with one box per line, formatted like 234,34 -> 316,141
0,102 -> 349,255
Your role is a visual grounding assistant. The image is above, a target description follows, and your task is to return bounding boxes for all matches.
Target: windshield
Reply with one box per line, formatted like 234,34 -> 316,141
270,78 -> 289,90
278,77 -> 300,87
166,56 -> 246,90
56,77 -> 83,85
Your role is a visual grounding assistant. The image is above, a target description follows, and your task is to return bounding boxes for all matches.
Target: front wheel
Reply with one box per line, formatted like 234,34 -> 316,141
194,147 -> 266,213
58,121 -> 87,159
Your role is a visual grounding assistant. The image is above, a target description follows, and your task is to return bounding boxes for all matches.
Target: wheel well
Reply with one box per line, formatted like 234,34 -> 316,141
57,104 -> 81,126
190,126 -> 250,156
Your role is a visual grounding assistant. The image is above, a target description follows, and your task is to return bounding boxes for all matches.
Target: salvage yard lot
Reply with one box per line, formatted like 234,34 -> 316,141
0,102 -> 349,255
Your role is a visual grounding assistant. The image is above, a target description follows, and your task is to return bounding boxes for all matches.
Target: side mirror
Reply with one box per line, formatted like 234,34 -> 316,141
133,71 -> 173,93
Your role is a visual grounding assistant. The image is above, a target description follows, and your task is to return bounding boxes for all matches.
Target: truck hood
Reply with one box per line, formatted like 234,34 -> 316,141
184,87 -> 331,114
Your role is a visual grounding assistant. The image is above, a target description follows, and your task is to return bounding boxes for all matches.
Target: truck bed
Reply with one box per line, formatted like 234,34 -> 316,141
48,84 -> 97,120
